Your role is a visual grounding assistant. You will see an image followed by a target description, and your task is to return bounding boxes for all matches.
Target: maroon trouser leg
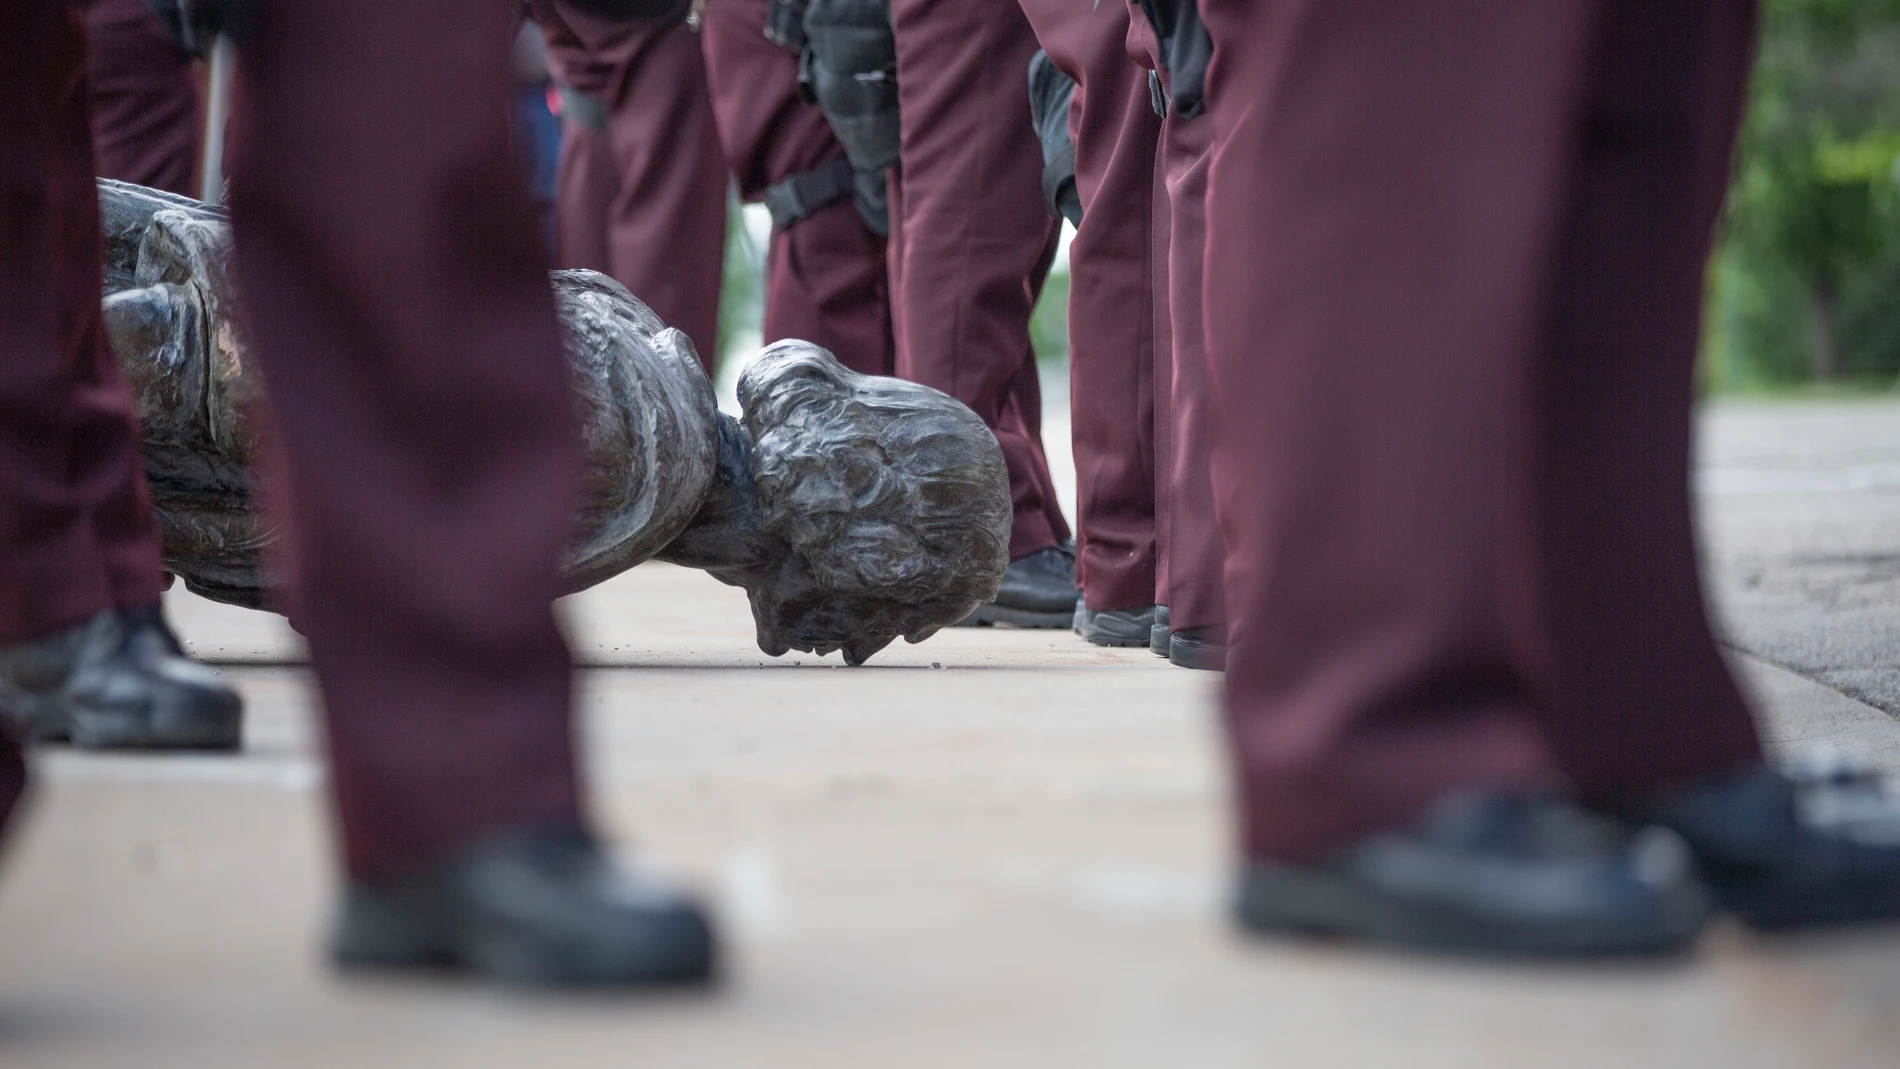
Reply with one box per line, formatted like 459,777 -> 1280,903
1156,109 -> 1223,633
1148,135 -> 1173,611
1199,0 -> 1764,863
700,0 -> 894,376
533,2 -> 728,369
229,0 -> 585,881
0,2 -> 167,647
888,0 -> 1069,560
83,0 -> 201,196
1129,13 -> 1224,633
1019,0 -> 1159,611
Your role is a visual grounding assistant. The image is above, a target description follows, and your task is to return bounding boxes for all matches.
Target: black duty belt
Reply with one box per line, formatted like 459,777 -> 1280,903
763,157 -> 856,229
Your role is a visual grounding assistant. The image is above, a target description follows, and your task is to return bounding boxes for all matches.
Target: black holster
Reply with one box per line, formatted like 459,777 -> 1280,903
764,0 -> 810,53
798,0 -> 900,235
1135,0 -> 1209,119
1027,50 -> 1081,227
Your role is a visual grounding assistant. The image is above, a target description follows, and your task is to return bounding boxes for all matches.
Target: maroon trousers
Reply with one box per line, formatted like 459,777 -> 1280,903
1200,0 -> 1764,863
229,0 -> 585,880
83,0 -> 200,196
1155,114 -> 1223,631
532,1 -> 728,369
1,3 -> 167,648
887,0 -> 1069,560
1019,0 -> 1158,611
699,0 -> 893,376
2,1 -> 171,851
1129,17 -> 1223,634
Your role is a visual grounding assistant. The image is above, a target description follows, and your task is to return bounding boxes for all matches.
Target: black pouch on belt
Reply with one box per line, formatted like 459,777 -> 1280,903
799,0 -> 900,235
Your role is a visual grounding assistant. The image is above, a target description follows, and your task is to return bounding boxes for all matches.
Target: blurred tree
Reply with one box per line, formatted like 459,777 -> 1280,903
1031,221 -> 1075,364
715,196 -> 767,374
1030,264 -> 1071,363
1713,0 -> 1900,388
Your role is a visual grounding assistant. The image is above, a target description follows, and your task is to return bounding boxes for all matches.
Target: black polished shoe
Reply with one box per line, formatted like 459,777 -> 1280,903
1635,758 -> 1900,931
1073,603 -> 1159,647
1169,624 -> 1227,671
0,605 -> 242,750
956,544 -> 1079,629
1149,606 -> 1171,657
1236,791 -> 1712,957
332,826 -> 717,988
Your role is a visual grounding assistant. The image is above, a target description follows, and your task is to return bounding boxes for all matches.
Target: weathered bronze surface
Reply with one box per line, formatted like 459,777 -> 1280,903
98,179 -> 1010,664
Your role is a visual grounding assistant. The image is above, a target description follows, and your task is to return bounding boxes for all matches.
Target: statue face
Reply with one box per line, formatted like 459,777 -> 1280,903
737,342 -> 1013,665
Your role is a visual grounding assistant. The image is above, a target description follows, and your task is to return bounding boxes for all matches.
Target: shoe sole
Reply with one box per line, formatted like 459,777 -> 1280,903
1073,611 -> 1155,648
1716,876 -> 1900,932
1235,863 -> 1710,958
1169,639 -> 1227,672
334,894 -> 717,988
1081,629 -> 1152,648
2,686 -> 241,751
1150,624 -> 1171,657
954,604 -> 1075,629
463,916 -> 717,988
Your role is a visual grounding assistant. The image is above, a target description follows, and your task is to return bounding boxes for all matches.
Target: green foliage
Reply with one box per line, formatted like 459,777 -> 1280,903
1710,0 -> 1900,388
1031,263 -> 1071,363
715,197 -> 767,374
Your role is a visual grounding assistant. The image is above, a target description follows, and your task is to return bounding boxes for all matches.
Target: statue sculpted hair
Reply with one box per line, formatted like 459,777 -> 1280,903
737,341 -> 1012,659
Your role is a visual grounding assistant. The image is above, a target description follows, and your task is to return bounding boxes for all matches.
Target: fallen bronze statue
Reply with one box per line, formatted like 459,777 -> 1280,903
98,179 -> 1011,666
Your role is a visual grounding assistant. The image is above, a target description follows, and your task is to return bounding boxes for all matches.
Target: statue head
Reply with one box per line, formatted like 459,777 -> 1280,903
734,341 -> 1012,665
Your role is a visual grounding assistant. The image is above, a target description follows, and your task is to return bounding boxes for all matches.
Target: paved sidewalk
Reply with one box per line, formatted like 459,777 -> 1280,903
0,400 -> 1897,1068
1703,398 -> 1900,717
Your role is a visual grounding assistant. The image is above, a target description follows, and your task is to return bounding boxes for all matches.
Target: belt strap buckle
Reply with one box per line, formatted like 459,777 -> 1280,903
763,158 -> 856,229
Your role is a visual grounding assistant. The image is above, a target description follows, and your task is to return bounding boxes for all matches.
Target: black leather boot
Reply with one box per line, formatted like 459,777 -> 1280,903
1236,791 -> 1712,957
1149,606 -> 1171,657
1169,624 -> 1226,671
1073,603 -> 1160,647
956,543 -> 1079,629
332,826 -> 717,987
1634,757 -> 1900,931
0,605 -> 242,751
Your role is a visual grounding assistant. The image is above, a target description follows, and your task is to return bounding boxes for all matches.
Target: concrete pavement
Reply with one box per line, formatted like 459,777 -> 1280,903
1703,399 -> 1900,718
1,398 -> 1898,1067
